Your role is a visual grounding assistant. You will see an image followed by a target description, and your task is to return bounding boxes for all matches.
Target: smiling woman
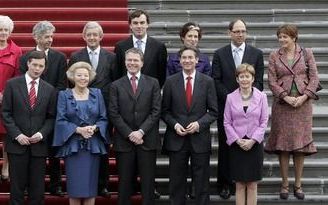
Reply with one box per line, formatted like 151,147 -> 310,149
53,61 -> 108,205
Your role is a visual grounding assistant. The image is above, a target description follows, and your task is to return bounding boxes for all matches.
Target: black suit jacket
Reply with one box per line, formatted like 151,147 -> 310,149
212,44 -> 264,105
1,76 -> 57,157
20,48 -> 67,91
114,35 -> 167,87
162,71 -> 218,153
109,74 -> 161,152
68,47 -> 117,103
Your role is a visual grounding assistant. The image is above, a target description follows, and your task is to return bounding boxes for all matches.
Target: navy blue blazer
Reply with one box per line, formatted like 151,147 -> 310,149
53,88 -> 109,157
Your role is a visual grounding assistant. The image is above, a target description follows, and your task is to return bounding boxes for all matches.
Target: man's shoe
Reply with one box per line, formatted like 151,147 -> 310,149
219,188 -> 231,200
50,186 -> 64,197
99,188 -> 111,197
187,185 -> 195,199
154,188 -> 161,199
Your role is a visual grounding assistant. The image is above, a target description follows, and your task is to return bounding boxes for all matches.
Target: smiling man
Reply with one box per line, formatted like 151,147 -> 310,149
114,9 -> 167,87
162,46 -> 218,205
109,47 -> 161,205
211,19 -> 264,199
2,51 -> 57,205
68,21 -> 117,197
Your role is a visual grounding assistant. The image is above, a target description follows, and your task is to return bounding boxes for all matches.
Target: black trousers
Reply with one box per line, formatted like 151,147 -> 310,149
8,151 -> 46,205
48,146 -> 61,190
169,139 -> 210,205
217,123 -> 234,191
98,149 -> 110,191
116,147 -> 156,205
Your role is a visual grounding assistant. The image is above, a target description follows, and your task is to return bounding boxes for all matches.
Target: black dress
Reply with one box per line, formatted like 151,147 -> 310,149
229,106 -> 264,182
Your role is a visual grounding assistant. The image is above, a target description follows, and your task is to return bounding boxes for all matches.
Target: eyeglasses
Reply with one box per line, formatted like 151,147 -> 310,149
231,30 -> 247,35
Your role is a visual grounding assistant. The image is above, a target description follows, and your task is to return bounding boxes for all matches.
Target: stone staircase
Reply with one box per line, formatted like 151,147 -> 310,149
129,0 -> 328,204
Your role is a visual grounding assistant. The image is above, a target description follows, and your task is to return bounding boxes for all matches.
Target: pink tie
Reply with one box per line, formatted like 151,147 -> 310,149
185,76 -> 192,109
130,75 -> 137,94
29,80 -> 36,108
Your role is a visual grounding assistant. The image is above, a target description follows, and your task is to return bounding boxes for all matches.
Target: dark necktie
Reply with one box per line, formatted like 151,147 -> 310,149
29,80 -> 36,109
130,75 -> 137,94
185,76 -> 192,109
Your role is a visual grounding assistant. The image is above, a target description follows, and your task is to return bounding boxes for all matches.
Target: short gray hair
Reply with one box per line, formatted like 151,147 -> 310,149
125,47 -> 144,62
0,15 -> 14,33
66,61 -> 96,84
32,21 -> 55,38
82,21 -> 103,37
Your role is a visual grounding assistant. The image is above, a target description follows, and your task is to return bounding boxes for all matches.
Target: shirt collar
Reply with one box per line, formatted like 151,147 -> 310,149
36,46 -> 49,57
182,70 -> 196,80
25,73 -> 40,85
87,46 -> 101,54
127,71 -> 141,80
231,42 -> 245,52
133,34 -> 147,45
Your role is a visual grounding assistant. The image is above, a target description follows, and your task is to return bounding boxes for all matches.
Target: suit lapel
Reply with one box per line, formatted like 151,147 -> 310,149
97,48 -> 106,72
142,37 -> 152,73
225,45 -> 236,70
34,80 -> 46,109
277,47 -> 302,74
176,73 -> 189,111
122,76 -> 135,98
18,77 -> 31,110
135,75 -> 144,99
189,72 -> 200,111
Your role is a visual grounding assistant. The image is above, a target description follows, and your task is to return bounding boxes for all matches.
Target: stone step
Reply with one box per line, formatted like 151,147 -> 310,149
155,177 -> 328,195
150,21 -> 328,36
155,194 -> 328,205
156,34 -> 328,50
166,47 -> 328,62
146,9 -> 328,23
156,158 -> 328,178
130,0 -> 328,10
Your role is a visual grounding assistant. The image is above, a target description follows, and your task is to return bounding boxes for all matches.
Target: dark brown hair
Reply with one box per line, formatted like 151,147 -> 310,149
179,22 -> 202,42
276,24 -> 298,42
129,9 -> 150,24
178,45 -> 200,58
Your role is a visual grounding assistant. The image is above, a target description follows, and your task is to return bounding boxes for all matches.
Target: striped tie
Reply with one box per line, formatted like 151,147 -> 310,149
29,80 -> 36,109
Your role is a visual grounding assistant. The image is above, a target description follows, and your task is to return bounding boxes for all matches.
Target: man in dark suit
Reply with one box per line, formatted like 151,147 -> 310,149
19,21 -> 67,197
114,9 -> 167,87
109,48 -> 161,205
211,19 -> 264,199
162,46 -> 218,205
2,51 -> 57,205
114,9 -> 166,198
68,21 -> 116,197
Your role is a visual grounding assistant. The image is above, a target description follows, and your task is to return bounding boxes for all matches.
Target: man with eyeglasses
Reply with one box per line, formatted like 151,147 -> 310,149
211,19 -> 264,199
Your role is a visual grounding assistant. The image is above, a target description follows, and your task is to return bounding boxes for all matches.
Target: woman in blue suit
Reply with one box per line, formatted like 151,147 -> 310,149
224,63 -> 269,205
53,62 -> 109,205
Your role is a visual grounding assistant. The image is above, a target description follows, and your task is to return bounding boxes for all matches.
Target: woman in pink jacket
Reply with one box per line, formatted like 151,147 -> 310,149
0,15 -> 22,182
265,24 -> 319,200
224,63 -> 269,205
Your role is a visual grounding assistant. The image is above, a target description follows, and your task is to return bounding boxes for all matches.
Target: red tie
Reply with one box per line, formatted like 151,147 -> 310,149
130,75 -> 137,94
185,76 -> 192,109
29,80 -> 37,109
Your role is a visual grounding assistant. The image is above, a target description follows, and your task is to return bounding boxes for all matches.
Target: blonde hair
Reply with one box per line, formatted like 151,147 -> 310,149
235,63 -> 255,77
66,61 -> 96,84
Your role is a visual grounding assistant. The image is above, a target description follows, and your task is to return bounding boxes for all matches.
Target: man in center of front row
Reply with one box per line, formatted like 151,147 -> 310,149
162,46 -> 218,205
108,48 -> 161,205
